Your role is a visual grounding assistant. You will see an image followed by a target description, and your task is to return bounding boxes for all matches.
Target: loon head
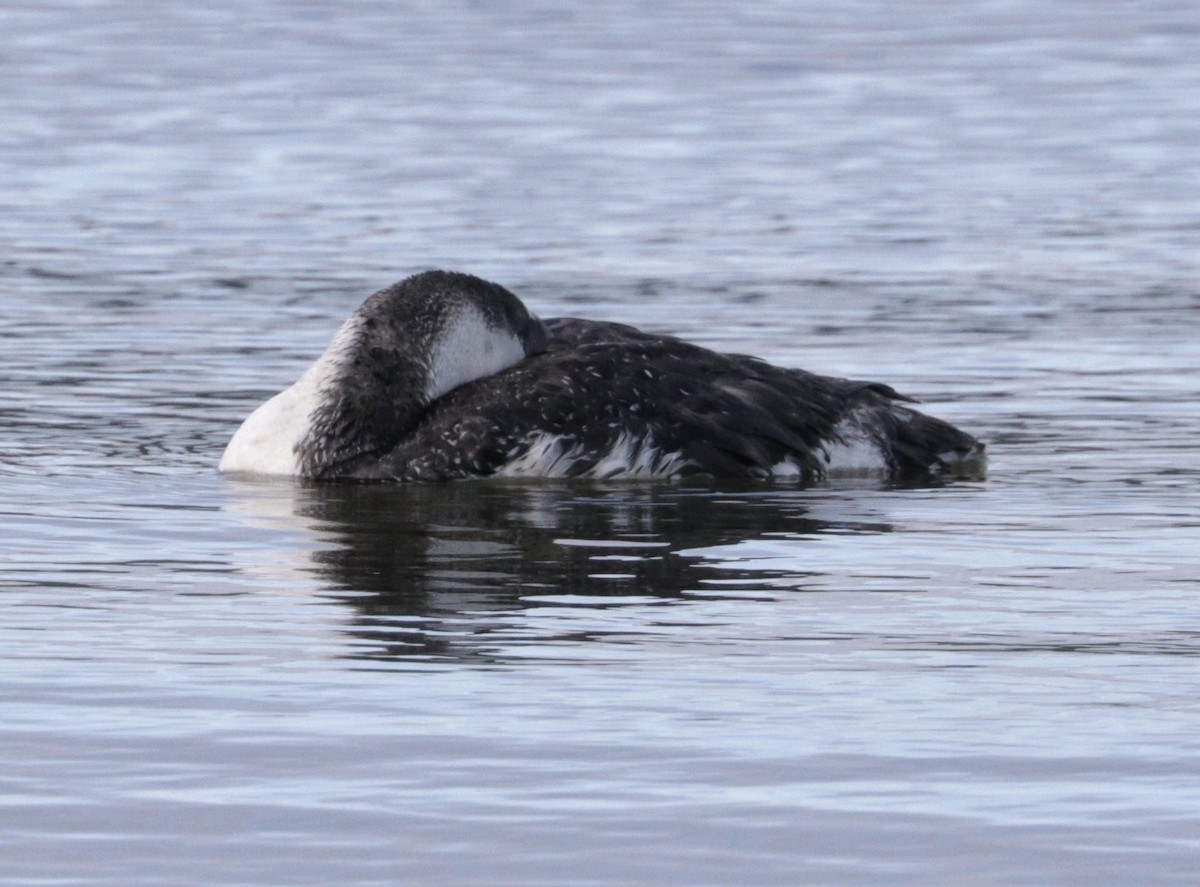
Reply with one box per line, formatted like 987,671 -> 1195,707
219,270 -> 548,478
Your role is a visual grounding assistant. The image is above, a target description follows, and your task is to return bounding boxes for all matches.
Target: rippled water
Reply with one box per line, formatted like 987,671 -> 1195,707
4,1 -> 1200,884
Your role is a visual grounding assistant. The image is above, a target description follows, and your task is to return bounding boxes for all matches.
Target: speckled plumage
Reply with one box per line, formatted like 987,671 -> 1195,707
221,270 -> 985,482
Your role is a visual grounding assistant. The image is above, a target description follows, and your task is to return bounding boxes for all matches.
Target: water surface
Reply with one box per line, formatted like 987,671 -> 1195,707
3,1 -> 1200,884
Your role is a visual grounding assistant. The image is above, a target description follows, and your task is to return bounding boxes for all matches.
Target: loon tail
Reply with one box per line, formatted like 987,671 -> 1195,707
883,404 -> 986,478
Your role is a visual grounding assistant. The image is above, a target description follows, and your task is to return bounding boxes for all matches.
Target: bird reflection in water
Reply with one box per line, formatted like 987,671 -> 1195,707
259,479 -> 902,663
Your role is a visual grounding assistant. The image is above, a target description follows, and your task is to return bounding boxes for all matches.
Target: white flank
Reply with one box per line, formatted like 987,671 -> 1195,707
424,303 -> 527,402
219,315 -> 361,476
589,431 -> 688,478
767,456 -> 806,478
495,433 -> 582,478
497,431 -> 689,479
815,416 -> 889,475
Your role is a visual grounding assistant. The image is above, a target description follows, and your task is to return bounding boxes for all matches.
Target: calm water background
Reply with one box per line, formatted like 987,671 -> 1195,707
3,1 -> 1200,884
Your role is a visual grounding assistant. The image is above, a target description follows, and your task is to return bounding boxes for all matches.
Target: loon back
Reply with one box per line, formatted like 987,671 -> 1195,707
345,316 -> 984,482
219,271 -> 985,482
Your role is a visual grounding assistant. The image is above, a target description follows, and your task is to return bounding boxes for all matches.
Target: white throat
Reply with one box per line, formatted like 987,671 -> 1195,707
218,363 -> 325,476
218,316 -> 362,476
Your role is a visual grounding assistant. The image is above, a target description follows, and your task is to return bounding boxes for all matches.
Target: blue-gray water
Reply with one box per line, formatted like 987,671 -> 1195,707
3,2 -> 1199,884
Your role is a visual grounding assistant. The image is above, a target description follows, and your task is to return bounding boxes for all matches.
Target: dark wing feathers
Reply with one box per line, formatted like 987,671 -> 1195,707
348,317 -> 954,482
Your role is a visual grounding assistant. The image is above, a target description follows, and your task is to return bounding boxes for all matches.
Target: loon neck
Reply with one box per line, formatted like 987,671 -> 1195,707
217,358 -> 334,477
219,329 -> 433,479
219,275 -> 542,478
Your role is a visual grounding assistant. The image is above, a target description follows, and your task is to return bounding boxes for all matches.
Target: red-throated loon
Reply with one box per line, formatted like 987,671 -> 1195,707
219,270 -> 985,482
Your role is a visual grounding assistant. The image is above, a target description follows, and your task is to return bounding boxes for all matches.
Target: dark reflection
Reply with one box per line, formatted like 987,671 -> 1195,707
280,479 -> 895,662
